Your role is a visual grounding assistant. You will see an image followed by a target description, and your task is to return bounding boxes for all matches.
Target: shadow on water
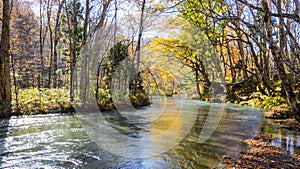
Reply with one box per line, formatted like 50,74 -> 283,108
101,110 -> 144,138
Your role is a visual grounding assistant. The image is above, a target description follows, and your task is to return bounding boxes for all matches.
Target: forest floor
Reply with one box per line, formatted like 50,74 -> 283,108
221,132 -> 300,168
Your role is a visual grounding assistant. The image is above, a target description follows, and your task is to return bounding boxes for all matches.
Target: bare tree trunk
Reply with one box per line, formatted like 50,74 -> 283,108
80,0 -> 90,103
11,54 -> 19,112
39,0 -> 45,88
195,69 -> 201,98
235,4 -> 248,80
0,0 -> 12,107
134,0 -> 146,94
47,0 -> 54,88
91,0 -> 112,37
70,0 -> 78,102
93,1 -> 111,101
53,0 -> 65,88
226,41 -> 236,83
263,0 -> 300,121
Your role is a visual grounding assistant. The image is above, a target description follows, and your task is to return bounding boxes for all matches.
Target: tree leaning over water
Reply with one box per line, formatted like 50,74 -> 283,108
180,0 -> 300,121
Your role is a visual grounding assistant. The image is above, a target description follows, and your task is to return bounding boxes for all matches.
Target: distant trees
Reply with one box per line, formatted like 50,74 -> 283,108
3,0 -> 115,103
60,0 -> 83,101
11,1 -> 39,88
148,22 -> 214,99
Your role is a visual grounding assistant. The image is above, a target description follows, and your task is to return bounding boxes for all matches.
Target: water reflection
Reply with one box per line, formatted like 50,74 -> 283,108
0,99 -> 298,168
147,104 -> 264,168
78,98 -> 198,158
262,119 -> 300,154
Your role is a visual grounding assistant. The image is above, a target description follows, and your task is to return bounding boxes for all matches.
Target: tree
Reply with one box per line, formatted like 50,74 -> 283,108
180,0 -> 300,120
132,0 -> 146,95
11,1 -> 40,88
58,0 -> 83,101
261,0 -> 300,120
53,0 -> 66,88
0,0 -> 12,109
79,0 -> 112,103
179,0 -> 227,46
102,41 -> 129,88
147,20 -> 216,99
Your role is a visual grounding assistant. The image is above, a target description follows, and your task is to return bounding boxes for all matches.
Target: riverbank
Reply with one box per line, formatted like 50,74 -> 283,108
0,88 -> 150,117
0,105 -> 76,118
221,133 -> 300,168
239,92 -> 299,119
267,118 -> 300,131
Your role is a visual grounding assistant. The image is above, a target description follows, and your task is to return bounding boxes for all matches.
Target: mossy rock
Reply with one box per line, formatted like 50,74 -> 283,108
264,105 -> 293,119
130,93 -> 150,107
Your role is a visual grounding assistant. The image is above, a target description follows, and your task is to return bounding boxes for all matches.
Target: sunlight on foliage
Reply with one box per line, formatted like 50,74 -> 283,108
12,88 -> 71,114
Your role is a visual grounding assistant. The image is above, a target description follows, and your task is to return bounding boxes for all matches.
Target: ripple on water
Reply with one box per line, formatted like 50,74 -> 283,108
0,100 -> 298,168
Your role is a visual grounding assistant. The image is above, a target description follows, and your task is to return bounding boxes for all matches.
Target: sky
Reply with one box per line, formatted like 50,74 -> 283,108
26,0 -> 180,40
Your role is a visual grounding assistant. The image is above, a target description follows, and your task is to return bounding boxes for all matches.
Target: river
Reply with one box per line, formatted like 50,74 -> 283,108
0,98 -> 299,168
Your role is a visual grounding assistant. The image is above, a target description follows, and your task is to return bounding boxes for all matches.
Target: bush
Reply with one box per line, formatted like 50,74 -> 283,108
12,88 -> 71,114
96,89 -> 114,110
130,92 -> 150,107
10,87 -> 150,114
240,93 -> 288,110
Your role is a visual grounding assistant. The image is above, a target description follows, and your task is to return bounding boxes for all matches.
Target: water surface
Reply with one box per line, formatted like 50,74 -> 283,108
0,98 -> 299,168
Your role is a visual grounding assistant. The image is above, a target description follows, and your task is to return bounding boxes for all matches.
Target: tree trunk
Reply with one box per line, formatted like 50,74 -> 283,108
53,0 -> 65,88
80,0 -> 89,104
0,0 -> 12,108
195,69 -> 201,98
133,0 -> 146,94
47,0 -> 54,88
39,0 -> 45,88
70,0 -> 78,102
263,0 -> 300,121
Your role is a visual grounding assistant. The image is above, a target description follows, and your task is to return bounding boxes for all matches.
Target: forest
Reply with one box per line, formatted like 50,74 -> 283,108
0,0 -> 300,168
0,0 -> 299,119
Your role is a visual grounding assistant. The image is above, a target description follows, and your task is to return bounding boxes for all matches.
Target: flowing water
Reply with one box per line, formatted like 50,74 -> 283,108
0,98 -> 299,168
